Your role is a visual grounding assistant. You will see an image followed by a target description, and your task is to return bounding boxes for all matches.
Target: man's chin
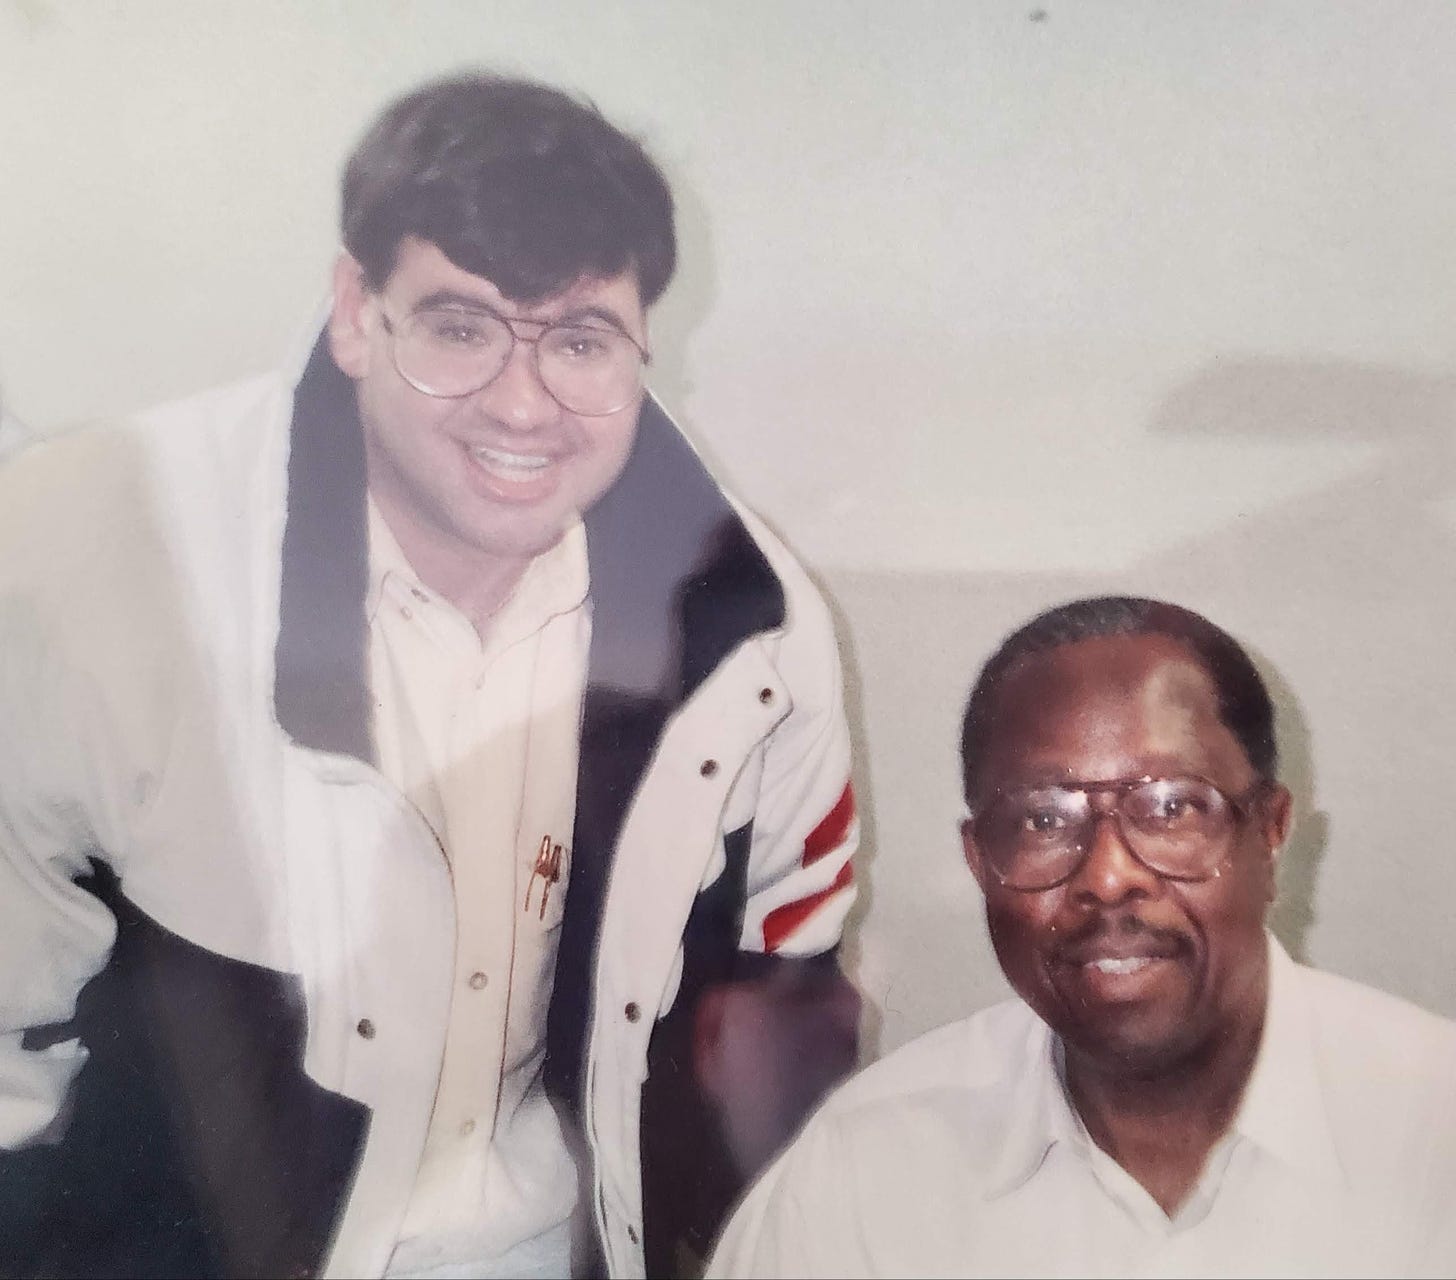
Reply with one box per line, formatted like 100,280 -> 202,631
1062,1014 -> 1205,1081
461,510 -> 575,564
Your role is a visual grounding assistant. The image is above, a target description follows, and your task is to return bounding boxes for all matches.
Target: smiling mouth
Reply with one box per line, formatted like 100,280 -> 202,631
1085,956 -> 1156,975
467,444 -> 554,475
1053,921 -> 1189,995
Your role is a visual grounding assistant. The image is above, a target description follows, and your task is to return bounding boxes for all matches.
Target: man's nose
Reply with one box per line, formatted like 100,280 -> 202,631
473,340 -> 562,430
1070,812 -> 1160,904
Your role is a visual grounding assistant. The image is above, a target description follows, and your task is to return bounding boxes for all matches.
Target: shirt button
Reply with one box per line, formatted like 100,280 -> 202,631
627,1224 -> 640,1245
356,1018 -> 376,1040
411,587 -> 429,603
624,1002 -> 641,1023
460,1118 -> 476,1137
759,687 -> 775,704
699,759 -> 718,778
399,605 -> 413,622
468,971 -> 489,990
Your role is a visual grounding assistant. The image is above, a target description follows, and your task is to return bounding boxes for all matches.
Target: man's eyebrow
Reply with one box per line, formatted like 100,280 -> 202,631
410,291 -> 629,334
412,288 -> 502,313
993,770 -> 1078,792
554,304 -> 631,333
985,765 -> 1099,793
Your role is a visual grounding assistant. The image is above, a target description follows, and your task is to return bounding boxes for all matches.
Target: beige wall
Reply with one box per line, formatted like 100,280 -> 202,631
2,0 -> 1453,1053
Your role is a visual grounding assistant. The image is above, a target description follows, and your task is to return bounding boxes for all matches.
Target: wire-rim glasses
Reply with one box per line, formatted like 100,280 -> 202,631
380,305 -> 649,417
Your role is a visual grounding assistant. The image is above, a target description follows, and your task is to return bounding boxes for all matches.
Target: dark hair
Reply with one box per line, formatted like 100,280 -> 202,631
341,71 -> 676,305
960,596 -> 1278,802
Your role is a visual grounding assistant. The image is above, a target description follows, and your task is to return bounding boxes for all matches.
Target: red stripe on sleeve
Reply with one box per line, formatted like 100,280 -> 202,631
802,782 -> 855,867
761,860 -> 854,953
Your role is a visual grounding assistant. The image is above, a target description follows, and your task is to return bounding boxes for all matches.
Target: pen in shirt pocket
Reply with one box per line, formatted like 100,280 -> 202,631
524,834 -> 565,921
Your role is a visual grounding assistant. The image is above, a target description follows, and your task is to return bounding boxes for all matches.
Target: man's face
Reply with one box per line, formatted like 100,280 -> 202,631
961,633 -> 1291,1078
329,237 -> 646,572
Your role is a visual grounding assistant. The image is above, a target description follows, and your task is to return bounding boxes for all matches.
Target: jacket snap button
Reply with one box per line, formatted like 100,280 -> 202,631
624,1002 -> 641,1023
759,687 -> 774,704
699,759 -> 718,778
356,1018 -> 376,1040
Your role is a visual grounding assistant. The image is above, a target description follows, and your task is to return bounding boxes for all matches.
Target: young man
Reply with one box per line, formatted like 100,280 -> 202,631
0,74 -> 858,1279
709,596 -> 1456,1278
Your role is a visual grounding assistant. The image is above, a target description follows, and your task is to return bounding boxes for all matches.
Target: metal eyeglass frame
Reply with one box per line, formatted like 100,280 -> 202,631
378,307 -> 650,417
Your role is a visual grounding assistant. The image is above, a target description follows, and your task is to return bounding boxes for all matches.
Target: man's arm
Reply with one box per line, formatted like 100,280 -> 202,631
643,547 -> 856,1269
693,768 -> 861,1178
698,543 -> 862,1166
0,606 -> 119,1153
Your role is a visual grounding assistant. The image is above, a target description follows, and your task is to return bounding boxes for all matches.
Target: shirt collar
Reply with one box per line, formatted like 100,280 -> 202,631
981,1015 -> 1085,1199
365,497 -> 409,624
980,932 -> 1346,1200
1229,932 -> 1347,1187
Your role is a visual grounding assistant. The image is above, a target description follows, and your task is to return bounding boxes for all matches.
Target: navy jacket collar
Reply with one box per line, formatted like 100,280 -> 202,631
273,335 -> 786,756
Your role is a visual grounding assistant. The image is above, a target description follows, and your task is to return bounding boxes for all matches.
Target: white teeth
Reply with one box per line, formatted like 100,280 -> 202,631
468,445 -> 552,472
1089,957 -> 1152,975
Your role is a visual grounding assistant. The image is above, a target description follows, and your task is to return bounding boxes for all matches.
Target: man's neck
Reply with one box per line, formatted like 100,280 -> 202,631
1062,1006 -> 1265,1218
370,495 -> 532,639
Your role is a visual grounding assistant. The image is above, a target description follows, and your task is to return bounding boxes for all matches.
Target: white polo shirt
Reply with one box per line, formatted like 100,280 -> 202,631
708,936 -> 1456,1278
365,501 -> 591,1276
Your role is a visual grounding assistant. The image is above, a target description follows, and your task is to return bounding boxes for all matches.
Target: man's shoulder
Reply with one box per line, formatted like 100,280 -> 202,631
0,371 -> 291,626
756,999 -> 1045,1209
130,370 -> 290,437
1296,957 -> 1456,1071
0,372 -> 287,505
726,498 -> 831,622
1287,954 -> 1456,1171
818,997 -> 1042,1124
721,497 -> 848,704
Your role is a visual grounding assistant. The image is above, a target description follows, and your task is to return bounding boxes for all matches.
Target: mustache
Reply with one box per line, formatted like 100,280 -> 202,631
1050,914 -> 1189,964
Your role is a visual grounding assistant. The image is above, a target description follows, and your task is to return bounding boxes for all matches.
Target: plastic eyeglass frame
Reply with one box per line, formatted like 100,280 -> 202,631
970,774 -> 1269,893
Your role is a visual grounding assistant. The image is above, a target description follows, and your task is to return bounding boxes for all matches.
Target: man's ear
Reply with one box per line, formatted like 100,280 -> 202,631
327,253 -> 375,380
961,816 -> 991,892
1260,782 -> 1294,897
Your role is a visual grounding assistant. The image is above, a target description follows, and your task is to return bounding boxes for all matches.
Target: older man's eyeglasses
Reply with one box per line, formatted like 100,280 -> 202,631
380,306 -> 649,417
968,776 -> 1268,892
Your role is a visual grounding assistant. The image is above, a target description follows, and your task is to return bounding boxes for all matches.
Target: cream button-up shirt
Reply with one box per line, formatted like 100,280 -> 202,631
365,501 -> 591,1275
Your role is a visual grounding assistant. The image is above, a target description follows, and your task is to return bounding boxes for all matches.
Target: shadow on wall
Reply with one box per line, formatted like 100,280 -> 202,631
642,172 -> 719,470
826,357 -> 1456,1052
0,396 -> 38,462
1145,359 -> 1456,967
1252,654 -> 1326,964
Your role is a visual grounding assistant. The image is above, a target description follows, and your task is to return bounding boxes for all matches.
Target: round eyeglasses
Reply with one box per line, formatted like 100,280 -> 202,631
968,775 -> 1267,892
380,306 -> 649,417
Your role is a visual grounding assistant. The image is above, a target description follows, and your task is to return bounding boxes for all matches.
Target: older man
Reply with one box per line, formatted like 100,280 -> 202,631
709,596 -> 1456,1278
0,73 -> 858,1279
